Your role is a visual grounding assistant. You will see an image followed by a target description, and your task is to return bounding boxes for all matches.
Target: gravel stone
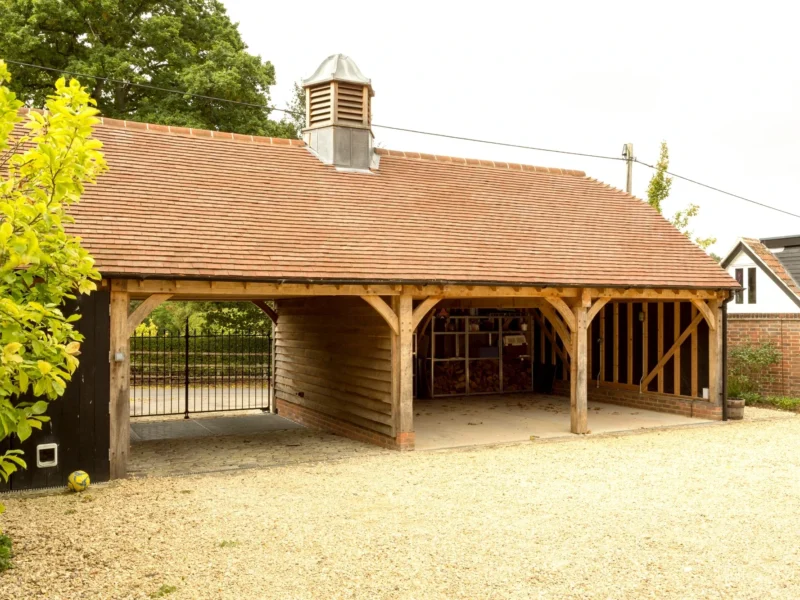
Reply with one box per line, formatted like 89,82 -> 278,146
1,410 -> 798,599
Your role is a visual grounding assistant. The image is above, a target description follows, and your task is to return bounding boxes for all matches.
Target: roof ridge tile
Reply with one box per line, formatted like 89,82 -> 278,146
91,113 -> 306,147
375,147 -> 586,177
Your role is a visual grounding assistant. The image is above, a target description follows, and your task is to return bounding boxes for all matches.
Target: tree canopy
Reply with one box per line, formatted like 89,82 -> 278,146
0,0 -> 298,137
646,142 -> 715,251
0,61 -> 104,487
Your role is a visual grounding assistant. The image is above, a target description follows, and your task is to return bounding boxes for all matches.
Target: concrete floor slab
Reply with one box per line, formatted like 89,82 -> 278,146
414,393 -> 712,450
130,413 -> 302,442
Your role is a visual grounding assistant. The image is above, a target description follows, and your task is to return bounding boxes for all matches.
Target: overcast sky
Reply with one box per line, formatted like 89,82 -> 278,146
223,0 -> 800,256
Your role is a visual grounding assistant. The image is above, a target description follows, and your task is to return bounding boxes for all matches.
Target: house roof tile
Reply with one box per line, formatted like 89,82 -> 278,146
37,114 -> 736,289
742,238 -> 800,299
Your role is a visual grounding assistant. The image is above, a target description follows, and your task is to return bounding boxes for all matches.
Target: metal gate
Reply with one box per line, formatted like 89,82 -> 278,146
130,323 -> 272,418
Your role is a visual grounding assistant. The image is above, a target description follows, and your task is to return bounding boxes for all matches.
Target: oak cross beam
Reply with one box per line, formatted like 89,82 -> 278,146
546,297 -> 577,332
252,300 -> 279,323
691,299 -> 716,331
412,297 -> 442,331
361,295 -> 400,335
532,311 -> 571,364
587,297 -> 611,323
126,294 -> 172,338
537,303 -> 573,357
641,311 -> 705,388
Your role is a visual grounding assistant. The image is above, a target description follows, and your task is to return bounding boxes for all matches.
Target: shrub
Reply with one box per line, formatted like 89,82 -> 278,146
0,532 -> 12,572
727,342 -> 781,402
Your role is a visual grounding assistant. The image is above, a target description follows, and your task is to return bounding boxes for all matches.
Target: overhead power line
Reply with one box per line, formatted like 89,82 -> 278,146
633,159 -> 800,220
4,58 -> 799,219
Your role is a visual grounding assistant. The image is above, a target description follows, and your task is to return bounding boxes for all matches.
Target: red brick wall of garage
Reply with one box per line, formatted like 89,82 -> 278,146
727,314 -> 800,397
553,380 -> 722,420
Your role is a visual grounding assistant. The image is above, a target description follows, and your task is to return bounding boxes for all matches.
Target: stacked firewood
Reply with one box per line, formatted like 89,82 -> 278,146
503,360 -> 532,392
434,362 -> 466,395
469,360 -> 500,393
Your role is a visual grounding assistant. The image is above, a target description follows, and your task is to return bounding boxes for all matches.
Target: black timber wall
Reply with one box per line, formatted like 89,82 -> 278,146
0,290 -> 110,491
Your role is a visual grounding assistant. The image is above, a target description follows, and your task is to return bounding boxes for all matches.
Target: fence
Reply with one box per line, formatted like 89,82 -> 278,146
130,323 -> 272,417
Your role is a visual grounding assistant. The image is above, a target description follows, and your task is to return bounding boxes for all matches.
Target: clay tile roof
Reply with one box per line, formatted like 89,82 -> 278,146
47,116 -> 735,288
742,238 -> 800,298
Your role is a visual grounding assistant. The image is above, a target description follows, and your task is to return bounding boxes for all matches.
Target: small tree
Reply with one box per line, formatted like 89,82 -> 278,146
646,142 -> 715,250
0,61 -> 105,491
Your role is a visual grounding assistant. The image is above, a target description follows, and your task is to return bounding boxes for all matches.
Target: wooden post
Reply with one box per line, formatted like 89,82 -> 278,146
691,305 -> 699,398
674,301 -> 681,395
392,295 -> 414,447
708,299 -> 723,407
642,303 -> 649,388
657,302 -> 664,393
612,303 -> 619,383
109,288 -> 131,479
599,305 -> 606,382
627,303 -> 633,385
571,303 -> 589,434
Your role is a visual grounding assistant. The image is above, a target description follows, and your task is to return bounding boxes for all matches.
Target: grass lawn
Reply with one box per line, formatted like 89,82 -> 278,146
1,413 -> 800,599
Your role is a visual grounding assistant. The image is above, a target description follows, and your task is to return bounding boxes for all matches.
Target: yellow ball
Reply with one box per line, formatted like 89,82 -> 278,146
67,470 -> 90,492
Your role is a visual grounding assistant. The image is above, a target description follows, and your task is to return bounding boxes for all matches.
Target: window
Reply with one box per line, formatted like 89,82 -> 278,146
734,268 -> 744,304
748,267 -> 757,304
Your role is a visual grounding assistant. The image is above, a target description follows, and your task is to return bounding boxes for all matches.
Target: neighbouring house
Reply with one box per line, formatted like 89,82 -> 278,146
2,55 -> 738,490
721,236 -> 800,397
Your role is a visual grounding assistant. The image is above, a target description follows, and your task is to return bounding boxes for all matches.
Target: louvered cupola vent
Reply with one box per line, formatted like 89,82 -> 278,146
303,55 -> 375,171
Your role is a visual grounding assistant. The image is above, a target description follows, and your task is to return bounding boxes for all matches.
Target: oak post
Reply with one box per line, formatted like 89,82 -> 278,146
109,289 -> 131,479
392,295 -> 414,446
708,300 -> 723,407
571,302 -> 589,434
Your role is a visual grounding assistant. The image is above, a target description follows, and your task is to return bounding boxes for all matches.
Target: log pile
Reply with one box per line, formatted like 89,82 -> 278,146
469,360 -> 500,393
433,362 -> 466,395
503,359 -> 532,392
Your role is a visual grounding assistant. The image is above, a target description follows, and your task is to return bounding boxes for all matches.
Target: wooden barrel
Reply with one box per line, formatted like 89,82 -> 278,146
727,398 -> 745,420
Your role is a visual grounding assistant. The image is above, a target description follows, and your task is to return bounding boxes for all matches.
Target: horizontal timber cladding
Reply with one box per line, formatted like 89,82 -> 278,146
589,300 -> 711,401
274,297 -> 394,439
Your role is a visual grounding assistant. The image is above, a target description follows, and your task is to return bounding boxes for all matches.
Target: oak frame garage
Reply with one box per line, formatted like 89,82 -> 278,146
8,54 -> 738,485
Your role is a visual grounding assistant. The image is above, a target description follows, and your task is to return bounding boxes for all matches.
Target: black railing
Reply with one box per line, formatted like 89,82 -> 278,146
130,322 -> 272,417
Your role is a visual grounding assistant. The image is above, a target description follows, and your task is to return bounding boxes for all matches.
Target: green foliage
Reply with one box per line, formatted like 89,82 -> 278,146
727,342 -> 781,401
0,0 -> 298,138
646,141 -> 716,250
218,540 -> 239,548
286,82 -> 306,134
150,584 -> 177,598
0,532 -> 12,572
750,396 -> 800,411
141,301 -> 272,335
0,61 -> 104,487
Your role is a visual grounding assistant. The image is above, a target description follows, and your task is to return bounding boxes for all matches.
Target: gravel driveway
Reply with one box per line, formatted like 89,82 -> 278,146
2,411 -> 799,599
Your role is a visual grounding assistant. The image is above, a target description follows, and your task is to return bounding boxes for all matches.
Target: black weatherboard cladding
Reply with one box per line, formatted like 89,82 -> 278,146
762,236 -> 800,284
0,291 -> 110,492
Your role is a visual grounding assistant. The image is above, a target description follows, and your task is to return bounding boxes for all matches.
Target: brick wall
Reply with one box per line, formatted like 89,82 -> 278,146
727,314 -> 800,397
553,380 -> 722,420
276,398 -> 414,450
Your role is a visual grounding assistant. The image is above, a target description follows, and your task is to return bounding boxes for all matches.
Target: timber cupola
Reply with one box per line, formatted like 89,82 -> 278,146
303,54 -> 375,170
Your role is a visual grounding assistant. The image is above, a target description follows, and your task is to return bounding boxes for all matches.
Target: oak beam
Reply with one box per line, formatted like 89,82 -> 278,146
708,300 -> 723,406
571,304 -> 589,434
537,303 -> 573,357
532,311 -> 570,365
361,296 -> 399,335
411,297 -> 442,331
252,300 -> 279,324
613,303 -> 619,383
109,290 -> 131,479
627,303 -> 634,385
546,297 -> 577,332
657,302 -> 664,393
641,311 -> 704,388
391,295 -> 414,443
674,301 -> 681,394
691,305 -> 699,398
126,294 -> 172,338
691,298 -> 717,331
587,297 -> 611,323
